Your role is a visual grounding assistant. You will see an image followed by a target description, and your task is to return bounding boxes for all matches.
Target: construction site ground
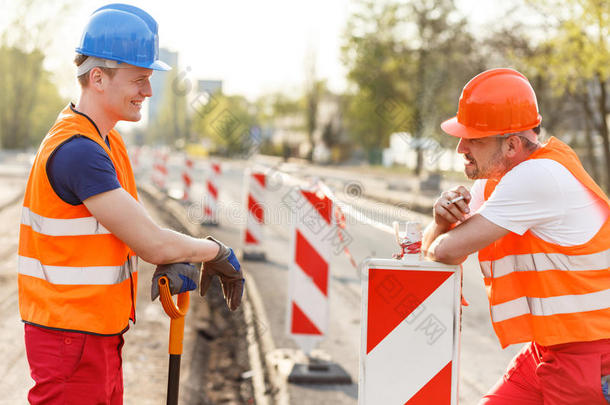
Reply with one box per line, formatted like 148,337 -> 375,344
0,153 -> 522,404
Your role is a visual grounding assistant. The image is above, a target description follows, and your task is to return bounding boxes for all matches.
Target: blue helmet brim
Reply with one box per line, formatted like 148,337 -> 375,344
147,60 -> 172,71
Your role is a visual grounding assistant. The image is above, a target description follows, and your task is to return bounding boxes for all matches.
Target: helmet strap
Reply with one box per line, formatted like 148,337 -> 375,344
77,56 -> 132,76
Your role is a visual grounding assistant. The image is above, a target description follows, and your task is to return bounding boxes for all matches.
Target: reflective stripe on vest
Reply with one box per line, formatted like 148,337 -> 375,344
18,104 -> 139,335
490,288 -> 610,322
480,249 -> 610,279
18,255 -> 132,285
21,207 -> 111,236
478,137 -> 610,348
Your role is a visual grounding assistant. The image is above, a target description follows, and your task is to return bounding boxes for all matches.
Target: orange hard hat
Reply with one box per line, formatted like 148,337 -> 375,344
441,68 -> 542,139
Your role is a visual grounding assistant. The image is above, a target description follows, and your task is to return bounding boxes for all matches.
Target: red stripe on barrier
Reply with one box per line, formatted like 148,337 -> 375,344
182,173 -> 192,187
367,269 -> 452,354
301,190 -> 332,225
253,173 -> 265,188
207,182 -> 218,199
406,361 -> 452,404
245,230 -> 258,244
295,230 -> 328,296
248,195 -> 264,223
291,302 -> 322,335
212,163 -> 221,174
204,206 -> 212,217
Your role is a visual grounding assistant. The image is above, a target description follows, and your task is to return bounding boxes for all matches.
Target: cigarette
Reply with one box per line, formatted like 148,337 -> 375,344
449,195 -> 465,204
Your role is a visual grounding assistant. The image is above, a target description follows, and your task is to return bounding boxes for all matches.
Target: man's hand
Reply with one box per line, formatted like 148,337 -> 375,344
433,186 -> 472,229
200,236 -> 244,311
151,262 -> 199,301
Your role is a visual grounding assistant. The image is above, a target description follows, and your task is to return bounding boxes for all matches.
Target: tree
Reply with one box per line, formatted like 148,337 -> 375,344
192,93 -> 259,157
342,0 -> 409,162
525,0 -> 610,190
342,0 -> 477,171
0,1 -> 69,149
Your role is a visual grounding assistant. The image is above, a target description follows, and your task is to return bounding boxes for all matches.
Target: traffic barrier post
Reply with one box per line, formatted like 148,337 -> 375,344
243,168 -> 266,261
203,162 -> 221,226
359,222 -> 461,404
285,184 -> 351,384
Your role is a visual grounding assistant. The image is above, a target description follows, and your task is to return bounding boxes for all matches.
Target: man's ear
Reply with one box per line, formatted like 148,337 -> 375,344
504,135 -> 520,158
88,67 -> 105,92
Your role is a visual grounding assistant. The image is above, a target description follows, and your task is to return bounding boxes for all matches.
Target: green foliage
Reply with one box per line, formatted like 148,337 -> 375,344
341,0 -> 477,169
0,46 -> 65,149
256,92 -> 303,125
0,0 -> 70,150
525,0 -> 610,190
526,0 -> 610,92
191,93 -> 260,156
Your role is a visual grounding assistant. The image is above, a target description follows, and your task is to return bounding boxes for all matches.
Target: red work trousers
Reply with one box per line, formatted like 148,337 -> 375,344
480,339 -> 610,404
24,323 -> 124,405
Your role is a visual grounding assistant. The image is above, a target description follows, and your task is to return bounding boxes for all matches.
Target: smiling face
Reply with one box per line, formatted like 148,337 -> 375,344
456,136 -> 511,179
100,66 -> 153,123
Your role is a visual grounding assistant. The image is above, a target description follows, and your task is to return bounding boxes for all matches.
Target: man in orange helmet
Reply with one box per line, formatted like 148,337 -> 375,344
422,68 -> 610,404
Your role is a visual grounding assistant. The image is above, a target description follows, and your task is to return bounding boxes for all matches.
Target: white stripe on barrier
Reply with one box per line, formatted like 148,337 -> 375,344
291,260 -> 329,333
21,207 -> 110,236
18,255 -> 133,285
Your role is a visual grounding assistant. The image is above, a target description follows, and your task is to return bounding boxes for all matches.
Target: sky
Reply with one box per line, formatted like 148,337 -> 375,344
1,0 -> 511,102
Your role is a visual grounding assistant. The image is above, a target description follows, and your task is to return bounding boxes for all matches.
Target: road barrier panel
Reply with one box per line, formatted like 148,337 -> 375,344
130,146 -> 141,177
152,149 -> 169,192
359,222 -> 461,404
285,184 -> 351,384
203,162 -> 221,226
242,167 -> 267,261
181,156 -> 194,202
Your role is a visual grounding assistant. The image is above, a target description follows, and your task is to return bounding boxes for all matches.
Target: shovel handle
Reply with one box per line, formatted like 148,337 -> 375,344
158,276 -> 190,355
158,276 -> 190,319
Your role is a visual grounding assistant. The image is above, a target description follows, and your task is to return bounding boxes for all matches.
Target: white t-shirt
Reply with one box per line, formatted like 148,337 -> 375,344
469,159 -> 608,246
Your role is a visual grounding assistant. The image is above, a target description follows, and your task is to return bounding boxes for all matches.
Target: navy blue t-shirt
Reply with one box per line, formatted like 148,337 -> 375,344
47,135 -> 121,205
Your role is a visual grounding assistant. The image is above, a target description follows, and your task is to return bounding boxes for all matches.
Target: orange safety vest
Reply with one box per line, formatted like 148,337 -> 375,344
18,104 -> 139,335
480,136 -> 610,348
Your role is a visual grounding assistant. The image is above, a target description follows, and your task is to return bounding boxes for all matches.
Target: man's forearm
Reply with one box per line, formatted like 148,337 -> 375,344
422,221 -> 450,259
147,228 -> 219,265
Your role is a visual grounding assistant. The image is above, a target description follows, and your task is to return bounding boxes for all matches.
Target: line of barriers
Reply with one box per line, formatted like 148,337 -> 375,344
130,146 -> 462,404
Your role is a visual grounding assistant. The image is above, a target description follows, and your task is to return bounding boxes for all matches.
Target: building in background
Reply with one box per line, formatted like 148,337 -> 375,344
148,48 -> 178,124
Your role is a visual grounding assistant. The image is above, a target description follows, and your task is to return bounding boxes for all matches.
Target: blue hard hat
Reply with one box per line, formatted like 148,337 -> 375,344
76,3 -> 171,71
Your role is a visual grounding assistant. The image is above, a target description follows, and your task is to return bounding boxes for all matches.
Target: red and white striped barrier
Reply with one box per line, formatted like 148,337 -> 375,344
203,162 -> 221,225
181,156 -> 194,201
359,224 -> 461,404
131,146 -> 141,172
243,168 -> 266,261
152,150 -> 169,190
286,186 -> 334,355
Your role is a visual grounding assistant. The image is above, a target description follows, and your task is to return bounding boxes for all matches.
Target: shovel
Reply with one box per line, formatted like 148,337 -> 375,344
158,276 -> 191,405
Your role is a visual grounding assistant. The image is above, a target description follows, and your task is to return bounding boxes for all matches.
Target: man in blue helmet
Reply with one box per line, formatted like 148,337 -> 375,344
19,4 -> 244,404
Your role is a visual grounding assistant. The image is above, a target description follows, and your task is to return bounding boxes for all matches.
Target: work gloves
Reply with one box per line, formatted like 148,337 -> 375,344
200,236 -> 244,311
151,262 -> 199,301
149,237 -> 244,311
